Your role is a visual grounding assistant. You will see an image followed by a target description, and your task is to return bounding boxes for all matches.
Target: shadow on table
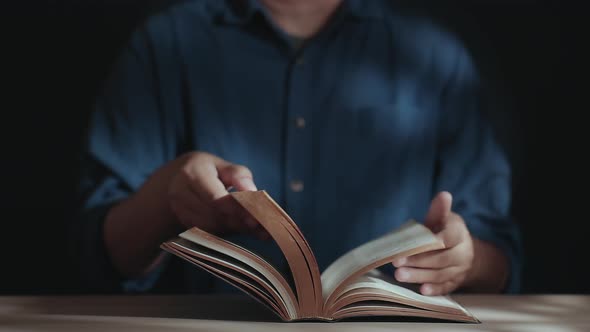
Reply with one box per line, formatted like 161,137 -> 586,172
1,295 -> 281,322
1,294 -> 467,323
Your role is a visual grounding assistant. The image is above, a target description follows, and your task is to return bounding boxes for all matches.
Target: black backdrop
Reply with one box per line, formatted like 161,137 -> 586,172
1,1 -> 587,294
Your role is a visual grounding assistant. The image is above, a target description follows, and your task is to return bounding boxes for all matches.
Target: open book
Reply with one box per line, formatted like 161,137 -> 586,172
161,190 -> 479,323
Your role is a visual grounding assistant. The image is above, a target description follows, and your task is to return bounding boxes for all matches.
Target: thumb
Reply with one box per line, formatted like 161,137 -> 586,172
217,163 -> 258,192
424,191 -> 453,231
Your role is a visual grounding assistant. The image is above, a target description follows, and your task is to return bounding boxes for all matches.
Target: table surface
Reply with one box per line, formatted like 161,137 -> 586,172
1,294 -> 588,331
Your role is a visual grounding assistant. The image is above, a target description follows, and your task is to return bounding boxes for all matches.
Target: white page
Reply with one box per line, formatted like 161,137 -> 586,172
338,269 -> 467,313
175,231 -> 298,318
321,220 -> 443,300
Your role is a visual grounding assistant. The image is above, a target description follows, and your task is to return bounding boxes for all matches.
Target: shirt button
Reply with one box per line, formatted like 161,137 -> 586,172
290,180 -> 304,193
295,117 -> 306,129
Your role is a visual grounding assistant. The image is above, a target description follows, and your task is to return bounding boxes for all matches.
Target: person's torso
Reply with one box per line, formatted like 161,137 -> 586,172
146,0 -> 457,293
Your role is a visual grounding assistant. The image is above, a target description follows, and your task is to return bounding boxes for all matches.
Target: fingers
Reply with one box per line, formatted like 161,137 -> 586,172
393,245 -> 465,269
183,153 -> 258,201
424,191 -> 452,231
436,213 -> 470,248
395,266 -> 464,284
393,192 -> 473,296
218,164 -> 257,191
421,281 -> 457,296
205,159 -> 261,233
205,153 -> 257,191
169,178 -> 224,231
169,197 -> 217,231
213,195 -> 256,232
186,160 -> 229,201
169,152 -> 265,238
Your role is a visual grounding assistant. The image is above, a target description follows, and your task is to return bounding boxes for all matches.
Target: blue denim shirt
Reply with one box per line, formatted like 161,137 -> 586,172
77,0 -> 521,294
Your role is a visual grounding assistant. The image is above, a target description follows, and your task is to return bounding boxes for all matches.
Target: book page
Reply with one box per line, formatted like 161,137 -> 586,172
171,228 -> 298,319
329,269 -> 469,316
332,302 -> 478,323
231,191 -> 323,317
161,241 -> 288,320
321,220 -> 444,306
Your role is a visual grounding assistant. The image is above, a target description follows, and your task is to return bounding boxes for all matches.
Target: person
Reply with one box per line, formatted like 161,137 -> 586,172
75,0 -> 521,296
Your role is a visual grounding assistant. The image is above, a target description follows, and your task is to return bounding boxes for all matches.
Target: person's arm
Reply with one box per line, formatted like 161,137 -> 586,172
75,24 -> 264,291
392,43 -> 521,295
74,23 -> 174,291
103,152 -> 262,278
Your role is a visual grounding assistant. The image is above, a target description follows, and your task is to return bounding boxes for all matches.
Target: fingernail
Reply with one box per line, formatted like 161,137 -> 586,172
237,177 -> 257,191
396,269 -> 410,281
393,257 -> 406,267
422,285 -> 432,295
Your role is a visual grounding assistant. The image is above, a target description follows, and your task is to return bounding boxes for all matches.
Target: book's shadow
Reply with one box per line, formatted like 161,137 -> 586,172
9,294 -> 467,323
337,316 -> 464,323
10,295 -> 281,322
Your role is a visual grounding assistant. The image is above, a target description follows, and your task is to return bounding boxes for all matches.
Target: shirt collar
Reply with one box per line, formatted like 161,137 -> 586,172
215,0 -> 266,25
216,0 -> 386,25
343,0 -> 387,20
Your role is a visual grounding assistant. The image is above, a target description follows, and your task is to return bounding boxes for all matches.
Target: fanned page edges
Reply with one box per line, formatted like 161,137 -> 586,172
326,270 -> 479,322
161,240 -> 292,320
230,191 -> 323,317
161,190 -> 479,323
161,230 -> 298,320
321,221 -> 446,310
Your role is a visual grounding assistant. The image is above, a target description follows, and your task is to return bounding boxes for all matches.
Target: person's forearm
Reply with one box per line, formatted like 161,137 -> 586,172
463,238 -> 509,292
104,189 -> 181,278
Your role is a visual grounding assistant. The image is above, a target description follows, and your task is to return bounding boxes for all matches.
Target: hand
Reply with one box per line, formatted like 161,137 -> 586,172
138,151 -> 269,240
392,191 -> 474,295
104,151 -> 270,278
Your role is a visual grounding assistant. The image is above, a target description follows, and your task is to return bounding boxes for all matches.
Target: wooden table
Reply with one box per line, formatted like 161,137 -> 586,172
1,295 -> 588,331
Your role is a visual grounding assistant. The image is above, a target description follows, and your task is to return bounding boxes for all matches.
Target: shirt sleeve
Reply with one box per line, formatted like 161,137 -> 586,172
73,23 -> 179,293
434,46 -> 523,294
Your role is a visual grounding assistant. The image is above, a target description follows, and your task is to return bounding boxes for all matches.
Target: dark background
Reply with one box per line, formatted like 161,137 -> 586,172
0,1 -> 587,294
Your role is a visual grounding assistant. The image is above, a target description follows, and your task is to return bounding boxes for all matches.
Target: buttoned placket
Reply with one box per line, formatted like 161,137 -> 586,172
282,45 -> 314,226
